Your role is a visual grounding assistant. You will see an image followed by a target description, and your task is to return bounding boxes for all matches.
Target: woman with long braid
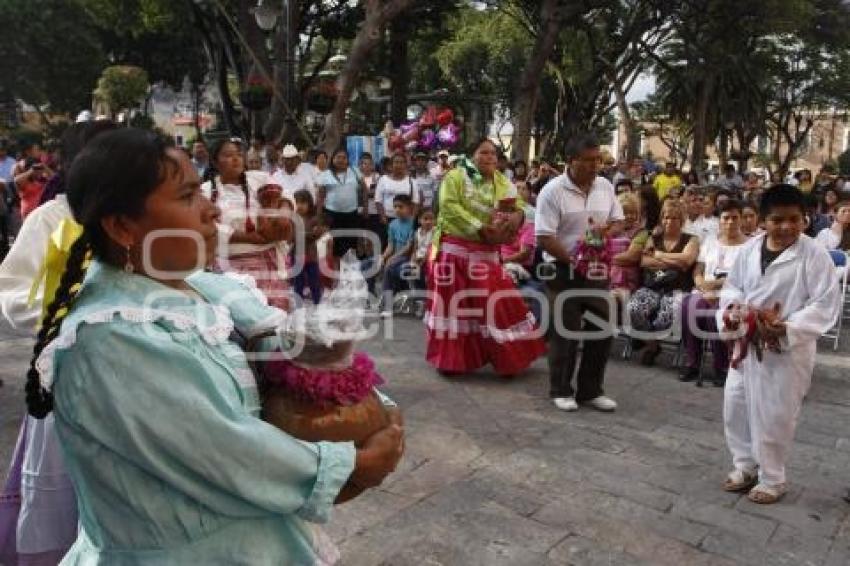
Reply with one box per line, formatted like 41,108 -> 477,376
201,138 -> 291,309
0,120 -> 115,565
21,129 -> 403,564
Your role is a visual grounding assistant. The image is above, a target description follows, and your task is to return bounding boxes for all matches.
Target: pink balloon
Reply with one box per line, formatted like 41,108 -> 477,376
402,125 -> 420,142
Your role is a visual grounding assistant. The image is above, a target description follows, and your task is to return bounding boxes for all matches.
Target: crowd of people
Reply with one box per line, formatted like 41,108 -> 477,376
0,118 -> 845,564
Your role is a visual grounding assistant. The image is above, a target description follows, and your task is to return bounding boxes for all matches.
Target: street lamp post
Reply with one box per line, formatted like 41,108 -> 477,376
252,0 -> 296,126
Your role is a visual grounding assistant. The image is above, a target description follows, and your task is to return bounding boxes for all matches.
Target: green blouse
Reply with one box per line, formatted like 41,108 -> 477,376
431,166 -> 521,256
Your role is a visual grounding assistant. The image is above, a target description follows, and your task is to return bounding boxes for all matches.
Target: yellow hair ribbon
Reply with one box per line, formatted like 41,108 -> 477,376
28,218 -> 84,322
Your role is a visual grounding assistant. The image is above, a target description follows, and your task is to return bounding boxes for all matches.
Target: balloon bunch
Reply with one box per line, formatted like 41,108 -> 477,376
383,105 -> 461,154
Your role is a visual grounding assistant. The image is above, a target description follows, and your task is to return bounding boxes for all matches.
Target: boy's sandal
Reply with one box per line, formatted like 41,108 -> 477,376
747,483 -> 787,504
723,469 -> 758,492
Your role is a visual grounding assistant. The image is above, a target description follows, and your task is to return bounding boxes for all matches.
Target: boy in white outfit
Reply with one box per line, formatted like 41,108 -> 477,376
719,184 -> 840,504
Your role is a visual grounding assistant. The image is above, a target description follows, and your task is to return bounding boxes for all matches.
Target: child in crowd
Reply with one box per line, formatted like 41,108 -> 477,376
720,184 -> 840,504
379,194 -> 415,317
409,208 -> 435,291
740,200 -> 762,237
291,189 -> 324,305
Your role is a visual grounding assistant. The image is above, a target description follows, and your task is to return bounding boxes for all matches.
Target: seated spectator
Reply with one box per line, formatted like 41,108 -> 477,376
683,187 -> 718,242
742,171 -> 762,202
741,200 -> 762,237
626,199 -> 699,365
513,160 -> 528,182
816,200 -> 850,251
614,178 -> 634,196
638,184 -> 662,235
609,193 -> 650,298
379,194 -> 416,317
820,185 -> 841,222
679,200 -> 748,386
804,193 -> 830,238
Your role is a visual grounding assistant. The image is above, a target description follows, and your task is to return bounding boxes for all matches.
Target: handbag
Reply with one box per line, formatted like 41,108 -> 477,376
643,267 -> 681,292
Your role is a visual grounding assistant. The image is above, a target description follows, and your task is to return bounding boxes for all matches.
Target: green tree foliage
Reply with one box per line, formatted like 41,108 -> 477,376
436,9 -> 529,112
0,0 -> 106,116
94,65 -> 150,119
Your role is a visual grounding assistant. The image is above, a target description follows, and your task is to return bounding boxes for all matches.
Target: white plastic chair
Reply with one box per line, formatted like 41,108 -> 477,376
823,253 -> 849,350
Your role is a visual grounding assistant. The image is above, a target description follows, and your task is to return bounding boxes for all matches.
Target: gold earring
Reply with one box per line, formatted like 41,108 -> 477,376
124,244 -> 134,274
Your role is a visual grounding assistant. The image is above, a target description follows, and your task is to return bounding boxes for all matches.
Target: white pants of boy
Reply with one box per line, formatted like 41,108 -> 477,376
723,351 -> 812,487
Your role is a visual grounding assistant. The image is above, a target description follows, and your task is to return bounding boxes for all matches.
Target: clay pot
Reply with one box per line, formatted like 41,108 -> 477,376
262,389 -> 390,503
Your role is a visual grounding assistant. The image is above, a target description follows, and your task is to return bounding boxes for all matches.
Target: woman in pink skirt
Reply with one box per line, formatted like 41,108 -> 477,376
426,139 -> 545,376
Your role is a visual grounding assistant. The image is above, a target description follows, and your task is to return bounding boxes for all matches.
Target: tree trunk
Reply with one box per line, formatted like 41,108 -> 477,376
718,129 -> 729,170
389,20 -> 410,127
613,80 -> 634,160
511,0 -> 560,162
320,0 -> 415,153
690,77 -> 713,173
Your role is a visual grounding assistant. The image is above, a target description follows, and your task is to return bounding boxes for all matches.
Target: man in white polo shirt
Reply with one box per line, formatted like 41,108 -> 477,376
535,133 -> 624,413
272,144 -> 315,201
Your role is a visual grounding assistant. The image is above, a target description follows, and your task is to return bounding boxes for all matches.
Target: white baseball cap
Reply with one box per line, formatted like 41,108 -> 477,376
281,144 -> 299,158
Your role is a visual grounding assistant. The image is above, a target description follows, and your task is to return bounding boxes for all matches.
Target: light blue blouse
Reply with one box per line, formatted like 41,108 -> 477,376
317,168 -> 361,213
43,262 -> 356,565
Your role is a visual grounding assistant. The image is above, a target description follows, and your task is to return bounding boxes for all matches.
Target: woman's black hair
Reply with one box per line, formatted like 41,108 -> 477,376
26,128 -> 179,418
638,183 -> 662,231
203,138 -> 250,210
821,185 -> 841,212
466,137 -> 497,156
330,147 -> 349,172
759,184 -> 806,219
564,133 -> 600,160
717,199 -> 743,215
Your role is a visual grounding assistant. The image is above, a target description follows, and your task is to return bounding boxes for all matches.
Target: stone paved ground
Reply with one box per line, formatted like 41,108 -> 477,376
3,320 -> 850,565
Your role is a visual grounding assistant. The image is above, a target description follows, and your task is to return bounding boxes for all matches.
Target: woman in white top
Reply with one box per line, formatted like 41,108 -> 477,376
679,199 -> 748,385
201,138 -> 290,309
816,199 -> 850,251
375,153 -> 419,226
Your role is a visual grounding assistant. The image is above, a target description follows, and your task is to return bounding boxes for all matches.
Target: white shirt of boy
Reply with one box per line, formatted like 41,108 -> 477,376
719,233 -> 840,488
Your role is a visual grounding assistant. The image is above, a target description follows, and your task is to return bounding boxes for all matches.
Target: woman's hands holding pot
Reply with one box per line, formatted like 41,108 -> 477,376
350,415 -> 404,490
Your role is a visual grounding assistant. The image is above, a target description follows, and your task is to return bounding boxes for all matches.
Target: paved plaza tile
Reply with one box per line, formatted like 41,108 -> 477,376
2,321 -> 850,565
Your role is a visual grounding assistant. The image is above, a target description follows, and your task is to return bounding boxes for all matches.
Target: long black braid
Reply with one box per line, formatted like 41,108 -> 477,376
25,234 -> 91,418
26,128 -> 178,418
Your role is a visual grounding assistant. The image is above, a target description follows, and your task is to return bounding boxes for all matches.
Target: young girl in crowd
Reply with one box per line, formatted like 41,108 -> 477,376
18,128 -> 403,562
202,138 -> 290,309
292,189 -> 324,305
